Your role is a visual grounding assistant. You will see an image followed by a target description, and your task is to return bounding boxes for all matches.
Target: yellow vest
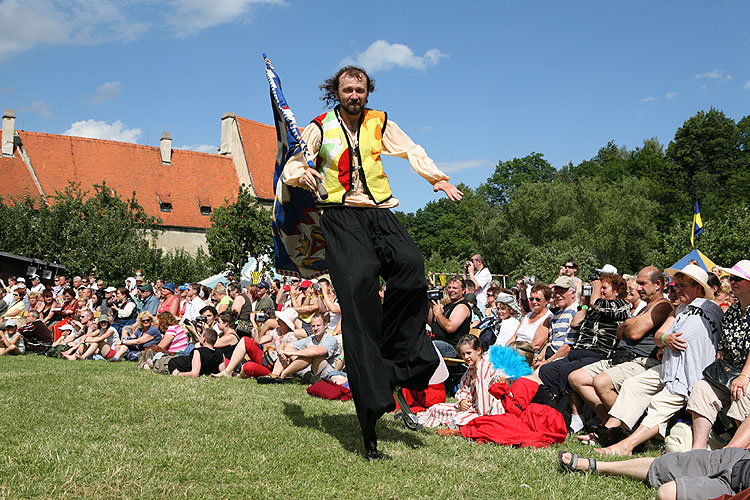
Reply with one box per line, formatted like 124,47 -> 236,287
312,108 -> 392,204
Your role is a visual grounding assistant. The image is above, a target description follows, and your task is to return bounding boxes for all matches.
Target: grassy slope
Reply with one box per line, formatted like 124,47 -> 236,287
0,357 -> 656,500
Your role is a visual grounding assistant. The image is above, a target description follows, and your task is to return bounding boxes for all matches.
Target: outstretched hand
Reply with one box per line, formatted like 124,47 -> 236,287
433,181 -> 463,201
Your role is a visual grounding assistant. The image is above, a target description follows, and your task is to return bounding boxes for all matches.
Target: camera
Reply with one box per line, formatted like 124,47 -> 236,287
427,288 -> 443,301
582,283 -> 593,297
255,312 -> 268,323
465,260 -> 472,269
196,315 -> 207,324
523,276 -> 536,286
588,270 -> 602,282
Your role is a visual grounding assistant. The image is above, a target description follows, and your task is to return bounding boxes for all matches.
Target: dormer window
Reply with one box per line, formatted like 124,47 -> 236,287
197,198 -> 212,216
157,194 -> 172,213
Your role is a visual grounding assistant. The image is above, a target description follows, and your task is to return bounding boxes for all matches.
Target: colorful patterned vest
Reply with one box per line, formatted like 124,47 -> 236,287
311,108 -> 392,204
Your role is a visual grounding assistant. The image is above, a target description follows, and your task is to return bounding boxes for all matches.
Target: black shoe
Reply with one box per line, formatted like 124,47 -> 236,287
592,424 -> 626,447
365,446 -> 383,461
394,387 -> 423,431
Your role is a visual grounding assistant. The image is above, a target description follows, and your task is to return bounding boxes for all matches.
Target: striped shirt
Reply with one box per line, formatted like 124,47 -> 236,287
573,298 -> 630,357
164,325 -> 189,353
550,303 -> 579,350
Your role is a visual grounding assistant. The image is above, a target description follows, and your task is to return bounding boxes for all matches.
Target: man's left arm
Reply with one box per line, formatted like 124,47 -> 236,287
382,121 -> 463,201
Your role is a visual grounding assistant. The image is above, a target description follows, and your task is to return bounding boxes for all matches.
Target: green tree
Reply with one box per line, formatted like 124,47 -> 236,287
395,184 -> 487,264
205,185 -> 273,271
665,108 -> 738,219
477,152 -> 556,206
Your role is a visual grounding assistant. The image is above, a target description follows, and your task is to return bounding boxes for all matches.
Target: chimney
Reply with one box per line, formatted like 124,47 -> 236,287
160,132 -> 172,164
219,112 -> 236,155
2,109 -> 15,157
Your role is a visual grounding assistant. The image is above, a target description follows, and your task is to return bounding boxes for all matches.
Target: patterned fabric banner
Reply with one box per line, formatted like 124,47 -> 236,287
264,54 -> 327,278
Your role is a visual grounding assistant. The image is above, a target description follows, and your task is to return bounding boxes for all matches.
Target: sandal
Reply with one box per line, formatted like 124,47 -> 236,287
558,450 -> 597,474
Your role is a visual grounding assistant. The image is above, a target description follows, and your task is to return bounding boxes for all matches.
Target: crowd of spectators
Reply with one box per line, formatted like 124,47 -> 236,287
3,254 -> 750,498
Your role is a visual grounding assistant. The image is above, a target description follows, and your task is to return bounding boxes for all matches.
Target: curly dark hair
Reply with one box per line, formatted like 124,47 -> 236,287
319,66 -> 375,108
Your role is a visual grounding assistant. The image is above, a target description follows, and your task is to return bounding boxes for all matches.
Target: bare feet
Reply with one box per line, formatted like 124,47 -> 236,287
211,370 -> 231,378
436,428 -> 461,437
577,432 -> 599,444
594,445 -> 632,456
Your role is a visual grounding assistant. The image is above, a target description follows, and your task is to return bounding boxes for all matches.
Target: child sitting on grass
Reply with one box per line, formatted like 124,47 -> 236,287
417,334 -> 505,428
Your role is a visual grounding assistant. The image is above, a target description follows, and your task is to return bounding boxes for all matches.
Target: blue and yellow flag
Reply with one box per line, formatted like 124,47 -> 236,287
691,201 -> 703,247
264,54 -> 327,278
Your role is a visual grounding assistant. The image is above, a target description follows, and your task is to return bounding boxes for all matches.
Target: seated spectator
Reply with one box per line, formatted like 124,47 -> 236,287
214,308 -> 304,379
2,286 -> 27,324
558,447 -> 750,500
109,287 -> 138,334
508,283 -> 552,350
0,320 -> 25,355
57,310 -> 97,354
254,281 -> 275,313
594,265 -> 723,456
625,275 -> 647,316
569,267 -> 673,438
490,293 -> 522,347
258,313 -> 341,383
26,291 -> 44,315
63,315 -> 118,360
182,283 -> 206,321
40,290 -> 62,327
17,310 -> 53,352
541,276 -> 579,365
418,334 -> 504,428
155,312 -> 190,354
464,292 -> 483,325
212,310 -> 240,360
715,279 -> 734,312
317,279 -> 341,334
686,259 -> 750,450
149,328 -> 225,377
157,282 -> 180,316
104,311 -> 162,361
290,280 -> 319,336
538,273 -> 630,400
228,282 -> 254,337
136,283 -> 160,316
442,342 -> 567,448
429,277 -> 472,358
213,283 -> 232,314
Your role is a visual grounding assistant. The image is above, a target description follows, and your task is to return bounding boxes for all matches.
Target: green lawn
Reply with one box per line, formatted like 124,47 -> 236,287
0,356 -> 657,499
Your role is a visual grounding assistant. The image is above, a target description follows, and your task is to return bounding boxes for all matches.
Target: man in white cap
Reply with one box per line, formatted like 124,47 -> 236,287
593,264 -> 723,456
29,275 -> 45,294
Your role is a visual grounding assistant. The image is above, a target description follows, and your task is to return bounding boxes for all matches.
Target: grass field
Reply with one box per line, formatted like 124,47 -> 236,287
0,356 -> 658,500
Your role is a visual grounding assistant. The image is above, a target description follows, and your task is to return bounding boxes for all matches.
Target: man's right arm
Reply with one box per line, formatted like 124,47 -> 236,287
618,301 -> 673,341
280,126 -> 322,191
433,303 -> 471,334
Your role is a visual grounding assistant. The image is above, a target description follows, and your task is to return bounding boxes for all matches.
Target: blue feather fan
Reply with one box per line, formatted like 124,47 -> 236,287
488,345 -> 532,380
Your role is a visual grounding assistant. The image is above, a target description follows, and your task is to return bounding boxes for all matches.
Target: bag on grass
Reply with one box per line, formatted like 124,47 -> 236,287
45,344 -> 71,358
307,380 -> 352,401
261,348 -> 278,371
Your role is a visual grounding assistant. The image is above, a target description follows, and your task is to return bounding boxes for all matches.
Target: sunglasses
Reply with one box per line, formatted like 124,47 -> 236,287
142,319 -> 152,323
730,275 -> 747,283
528,297 -> 544,303
563,265 -> 576,269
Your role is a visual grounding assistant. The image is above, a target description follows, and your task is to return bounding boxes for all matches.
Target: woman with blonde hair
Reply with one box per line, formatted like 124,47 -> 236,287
103,310 -> 162,361
213,282 -> 232,314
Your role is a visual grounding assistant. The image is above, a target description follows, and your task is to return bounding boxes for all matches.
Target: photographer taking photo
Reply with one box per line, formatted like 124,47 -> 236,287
464,254 -> 492,311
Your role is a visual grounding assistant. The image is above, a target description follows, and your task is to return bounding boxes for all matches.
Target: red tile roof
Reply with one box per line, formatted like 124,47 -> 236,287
235,116 -> 277,200
0,131 -> 40,200
0,115 -> 279,230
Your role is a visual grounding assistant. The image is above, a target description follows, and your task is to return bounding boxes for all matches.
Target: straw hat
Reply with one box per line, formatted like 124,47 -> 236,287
664,264 -> 714,301
720,260 -> 750,282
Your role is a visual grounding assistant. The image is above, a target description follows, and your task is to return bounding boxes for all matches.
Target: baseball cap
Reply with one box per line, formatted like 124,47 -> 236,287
105,286 -> 117,293
553,276 -> 575,289
257,281 -> 270,290
138,284 -> 153,292
162,282 -> 176,293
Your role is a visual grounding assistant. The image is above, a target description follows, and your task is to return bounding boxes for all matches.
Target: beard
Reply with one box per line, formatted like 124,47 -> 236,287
340,98 -> 366,116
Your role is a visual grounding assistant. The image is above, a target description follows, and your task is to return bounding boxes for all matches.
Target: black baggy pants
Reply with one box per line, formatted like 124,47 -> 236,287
320,207 -> 439,449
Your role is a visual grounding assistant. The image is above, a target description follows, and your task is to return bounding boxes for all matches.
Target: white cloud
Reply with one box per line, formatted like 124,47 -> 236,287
180,143 -> 217,153
21,100 -> 52,118
639,96 -> 656,104
340,40 -> 447,72
169,0 -> 283,37
744,81 -> 750,90
64,119 -> 142,142
91,81 -> 123,104
666,92 -> 676,100
436,158 -> 489,173
0,0 -> 149,61
695,69 -> 732,81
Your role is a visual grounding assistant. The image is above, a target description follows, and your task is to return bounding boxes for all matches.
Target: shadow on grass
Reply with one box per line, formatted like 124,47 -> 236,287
282,402 -> 428,458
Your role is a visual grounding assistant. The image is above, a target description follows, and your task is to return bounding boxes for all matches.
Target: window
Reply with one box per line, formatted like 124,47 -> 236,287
157,195 -> 172,213
200,205 -> 212,216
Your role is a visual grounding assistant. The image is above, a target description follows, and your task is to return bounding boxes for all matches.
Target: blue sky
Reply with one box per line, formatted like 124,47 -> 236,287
2,0 -> 749,212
